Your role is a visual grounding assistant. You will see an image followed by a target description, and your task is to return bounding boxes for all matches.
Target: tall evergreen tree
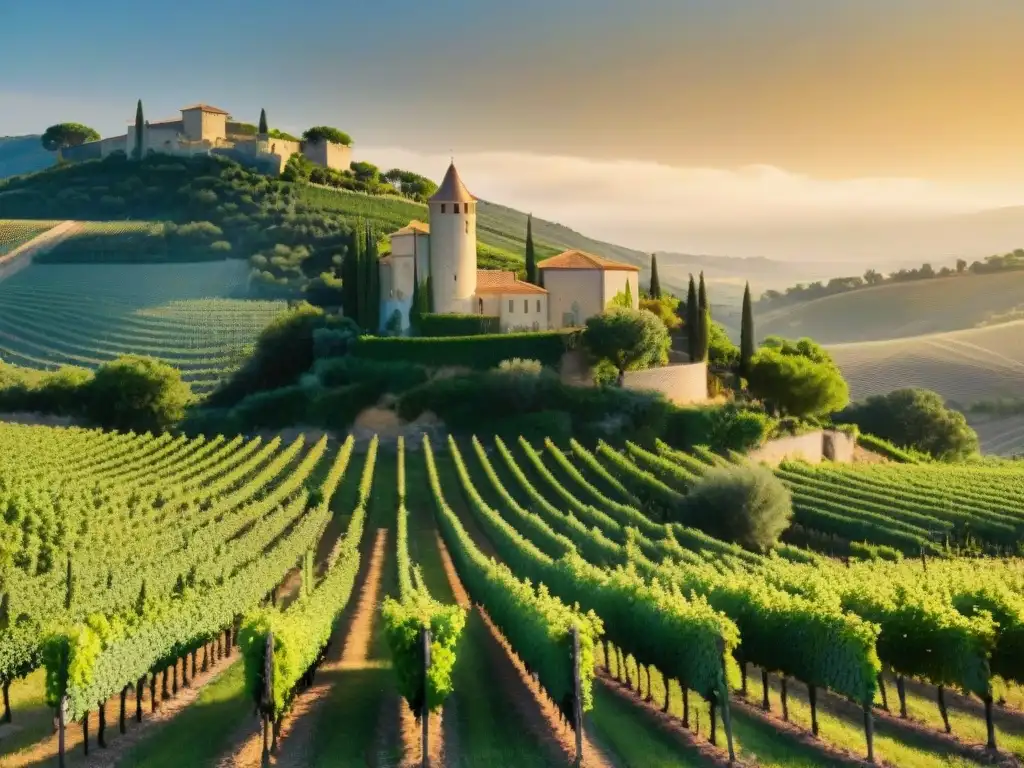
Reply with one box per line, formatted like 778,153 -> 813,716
133,100 -> 144,161
258,108 -> 268,135
364,225 -> 381,332
685,274 -> 698,360
524,213 -> 537,284
696,271 -> 709,360
354,223 -> 368,328
740,281 -> 755,377
624,279 -> 633,308
341,227 -> 361,322
649,253 -> 661,299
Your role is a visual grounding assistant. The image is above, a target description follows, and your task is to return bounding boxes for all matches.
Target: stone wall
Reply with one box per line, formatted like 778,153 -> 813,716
622,362 -> 708,405
748,429 -> 856,467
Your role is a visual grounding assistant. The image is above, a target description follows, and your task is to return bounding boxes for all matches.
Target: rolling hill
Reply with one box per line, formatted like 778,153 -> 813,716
760,269 -> 1024,344
0,135 -> 54,179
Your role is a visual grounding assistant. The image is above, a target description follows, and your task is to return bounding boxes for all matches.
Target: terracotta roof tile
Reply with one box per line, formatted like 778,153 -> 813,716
389,220 -> 430,236
429,162 -> 477,203
180,103 -> 231,115
537,249 -> 639,272
476,270 -> 547,295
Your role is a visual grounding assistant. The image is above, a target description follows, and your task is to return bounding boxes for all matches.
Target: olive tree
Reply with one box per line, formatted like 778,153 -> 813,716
584,307 -> 669,385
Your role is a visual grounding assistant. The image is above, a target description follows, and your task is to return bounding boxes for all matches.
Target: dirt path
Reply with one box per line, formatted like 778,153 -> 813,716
0,221 -> 80,279
220,528 -> 390,768
435,532 -> 616,768
0,651 -> 239,768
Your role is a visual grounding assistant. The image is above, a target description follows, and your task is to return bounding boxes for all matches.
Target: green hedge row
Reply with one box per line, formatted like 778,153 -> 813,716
419,313 -> 500,337
352,330 -> 580,369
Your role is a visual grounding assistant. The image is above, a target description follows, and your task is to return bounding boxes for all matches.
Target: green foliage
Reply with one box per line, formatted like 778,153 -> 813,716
353,330 -> 578,369
382,169 -> 438,202
747,347 -> 849,418
607,281 -> 633,309
649,254 -> 661,299
584,307 -> 669,381
133,101 -> 144,160
301,126 -> 352,146
685,275 -> 698,360
418,313 -> 500,337
238,438 -> 364,719
86,355 -> 192,433
661,404 -> 774,454
425,437 -> 601,718
258,109 -> 268,135
679,463 -> 794,552
209,303 -> 358,407
382,438 -> 466,717
855,433 -> 926,463
524,214 -> 537,284
761,335 -> 835,365
41,123 -> 99,153
740,282 -> 754,377
639,294 -> 681,331
836,388 -> 979,461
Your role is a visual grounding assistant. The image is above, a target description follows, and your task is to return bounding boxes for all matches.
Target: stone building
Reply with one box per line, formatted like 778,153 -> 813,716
380,162 -> 637,333
64,102 -> 352,175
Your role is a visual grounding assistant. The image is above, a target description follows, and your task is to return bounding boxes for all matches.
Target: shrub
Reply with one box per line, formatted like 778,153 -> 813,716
230,384 -> 314,430
835,388 -> 977,461
746,348 -> 849,418
86,355 -> 192,433
352,331 -> 579,370
312,356 -> 427,393
419,313 -> 500,337
584,308 -> 669,383
662,403 -> 774,454
496,358 -> 543,375
678,463 -> 793,552
209,304 -> 358,406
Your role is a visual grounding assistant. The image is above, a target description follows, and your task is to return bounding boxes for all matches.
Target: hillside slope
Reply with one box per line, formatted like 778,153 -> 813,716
828,320 -> 1024,405
760,270 -> 1024,344
0,136 -> 54,179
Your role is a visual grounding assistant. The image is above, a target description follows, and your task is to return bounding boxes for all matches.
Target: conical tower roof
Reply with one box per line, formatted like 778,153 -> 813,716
429,162 -> 477,204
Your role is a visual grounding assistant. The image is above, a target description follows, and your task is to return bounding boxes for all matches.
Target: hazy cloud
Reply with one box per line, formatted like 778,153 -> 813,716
359,146 -> 1024,255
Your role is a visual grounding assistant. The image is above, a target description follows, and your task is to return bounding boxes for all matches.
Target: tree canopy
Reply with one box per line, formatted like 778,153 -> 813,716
40,123 -> 100,153
87,355 -> 192,433
302,126 -> 352,146
678,462 -> 793,552
584,307 -> 669,384
383,169 -> 438,201
746,347 -> 849,418
835,388 -> 979,461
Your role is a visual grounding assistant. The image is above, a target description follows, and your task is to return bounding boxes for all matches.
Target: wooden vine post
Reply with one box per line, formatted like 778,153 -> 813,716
718,639 -> 736,765
571,626 -> 583,768
864,700 -> 875,763
261,632 -> 275,765
421,625 -> 432,768
57,695 -> 68,768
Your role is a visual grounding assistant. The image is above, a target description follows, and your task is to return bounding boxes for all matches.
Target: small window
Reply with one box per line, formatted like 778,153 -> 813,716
465,220 -> 469,234
441,204 -> 446,213
508,299 -> 514,313
453,204 -> 460,214
454,274 -> 457,281
536,299 -> 541,312
524,300 -> 528,313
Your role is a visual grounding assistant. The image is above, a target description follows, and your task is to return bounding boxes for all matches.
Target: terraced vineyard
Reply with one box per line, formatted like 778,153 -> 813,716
5,422 -> 1024,768
0,220 -> 60,256
0,260 -> 285,393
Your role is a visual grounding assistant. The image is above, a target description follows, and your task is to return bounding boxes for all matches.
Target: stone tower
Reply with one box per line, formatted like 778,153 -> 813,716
428,162 -> 477,314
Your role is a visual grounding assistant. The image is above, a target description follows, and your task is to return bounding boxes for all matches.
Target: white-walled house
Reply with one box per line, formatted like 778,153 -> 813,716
381,162 -> 640,333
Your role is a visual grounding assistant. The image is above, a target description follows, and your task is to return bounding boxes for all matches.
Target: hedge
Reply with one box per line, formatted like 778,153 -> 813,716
352,330 -> 581,369
419,313 -> 500,337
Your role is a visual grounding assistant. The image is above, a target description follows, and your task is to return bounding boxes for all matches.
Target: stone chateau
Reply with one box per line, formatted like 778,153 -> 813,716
63,103 -> 352,175
380,162 -> 640,333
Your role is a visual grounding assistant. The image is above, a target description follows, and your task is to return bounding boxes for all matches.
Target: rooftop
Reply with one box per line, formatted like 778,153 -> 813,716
180,103 -> 231,116
537,249 -> 640,272
429,162 -> 477,204
476,270 -> 547,295
389,220 -> 430,237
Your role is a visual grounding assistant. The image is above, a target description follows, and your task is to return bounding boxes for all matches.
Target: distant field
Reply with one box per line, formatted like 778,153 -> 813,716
829,320 -> 1024,407
0,220 -> 60,256
760,270 -> 1024,343
0,261 -> 286,393
965,414 -> 1024,456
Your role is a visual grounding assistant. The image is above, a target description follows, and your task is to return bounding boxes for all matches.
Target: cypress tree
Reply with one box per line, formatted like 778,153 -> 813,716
353,223 -> 367,328
258,108 -> 268,135
365,226 -> 380,332
740,281 -> 755,377
341,227 -> 360,322
697,272 -> 709,361
133,100 -> 144,161
525,213 -> 537,284
649,254 -> 661,299
685,275 -> 698,360
624,279 -> 633,308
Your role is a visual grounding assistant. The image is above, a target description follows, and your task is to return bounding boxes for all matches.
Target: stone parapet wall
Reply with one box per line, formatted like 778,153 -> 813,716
622,362 -> 708,405
748,429 -> 856,467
